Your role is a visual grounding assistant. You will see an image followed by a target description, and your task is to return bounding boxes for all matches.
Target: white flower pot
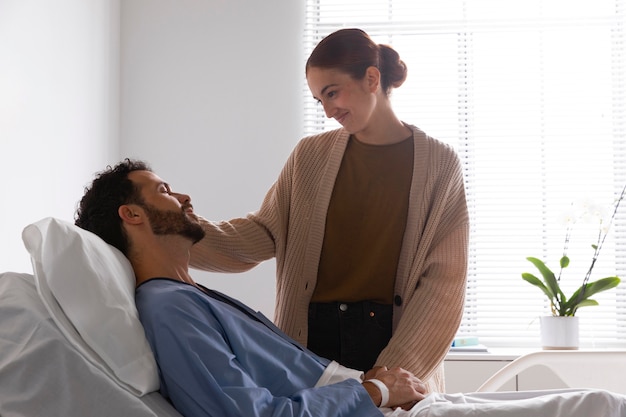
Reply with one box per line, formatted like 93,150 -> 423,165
540,316 -> 579,350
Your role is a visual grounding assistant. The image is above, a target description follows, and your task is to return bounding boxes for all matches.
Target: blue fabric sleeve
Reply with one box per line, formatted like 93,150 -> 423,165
137,282 -> 382,417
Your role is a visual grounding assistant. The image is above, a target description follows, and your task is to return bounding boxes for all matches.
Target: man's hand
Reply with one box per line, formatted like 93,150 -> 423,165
362,367 -> 426,410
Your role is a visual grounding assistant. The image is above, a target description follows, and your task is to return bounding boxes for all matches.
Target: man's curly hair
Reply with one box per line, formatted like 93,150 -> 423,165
75,159 -> 150,255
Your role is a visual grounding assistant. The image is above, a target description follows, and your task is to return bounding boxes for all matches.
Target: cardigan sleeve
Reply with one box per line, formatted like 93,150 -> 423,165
188,214 -> 276,273
377,224 -> 468,383
188,149 -> 298,273
375,139 -> 469,390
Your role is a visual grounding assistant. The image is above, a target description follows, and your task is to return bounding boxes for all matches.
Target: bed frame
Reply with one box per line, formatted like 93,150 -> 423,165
477,349 -> 626,394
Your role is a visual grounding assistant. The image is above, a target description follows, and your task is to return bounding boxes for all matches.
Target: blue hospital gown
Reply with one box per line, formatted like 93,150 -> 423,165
135,278 -> 382,417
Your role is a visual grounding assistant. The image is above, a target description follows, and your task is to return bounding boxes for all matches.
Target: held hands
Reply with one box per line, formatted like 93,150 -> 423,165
362,366 -> 426,410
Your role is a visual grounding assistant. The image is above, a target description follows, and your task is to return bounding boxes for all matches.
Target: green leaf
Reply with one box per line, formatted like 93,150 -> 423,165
564,299 -> 599,316
576,299 -> 599,308
522,272 -> 556,302
568,277 -> 621,306
526,257 -> 565,305
560,256 -> 570,268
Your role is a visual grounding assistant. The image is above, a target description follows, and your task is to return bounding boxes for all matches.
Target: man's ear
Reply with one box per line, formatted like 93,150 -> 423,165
365,66 -> 381,93
118,204 -> 144,225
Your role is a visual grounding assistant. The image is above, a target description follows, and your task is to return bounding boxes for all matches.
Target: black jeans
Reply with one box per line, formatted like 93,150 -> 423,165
307,301 -> 393,372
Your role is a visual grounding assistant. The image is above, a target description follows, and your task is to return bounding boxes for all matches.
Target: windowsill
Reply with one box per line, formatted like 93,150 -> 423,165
445,347 -> 530,361
445,346 -> 626,361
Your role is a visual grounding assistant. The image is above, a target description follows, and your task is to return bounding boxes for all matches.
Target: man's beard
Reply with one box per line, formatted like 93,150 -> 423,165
140,203 -> 206,244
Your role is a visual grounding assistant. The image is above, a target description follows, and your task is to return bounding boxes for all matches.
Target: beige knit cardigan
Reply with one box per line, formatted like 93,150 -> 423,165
189,125 -> 469,393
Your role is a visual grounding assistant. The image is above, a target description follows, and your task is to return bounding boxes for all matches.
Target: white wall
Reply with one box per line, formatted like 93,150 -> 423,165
120,0 -> 305,317
1,0 -> 302,318
0,0 -> 120,272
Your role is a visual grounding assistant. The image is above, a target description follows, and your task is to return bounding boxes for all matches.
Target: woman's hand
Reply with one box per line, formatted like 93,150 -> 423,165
362,366 -> 426,410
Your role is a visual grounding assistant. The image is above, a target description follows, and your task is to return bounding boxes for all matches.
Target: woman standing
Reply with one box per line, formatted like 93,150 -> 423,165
190,28 -> 469,392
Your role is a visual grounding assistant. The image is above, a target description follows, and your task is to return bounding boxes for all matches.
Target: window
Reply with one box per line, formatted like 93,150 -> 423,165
304,0 -> 626,347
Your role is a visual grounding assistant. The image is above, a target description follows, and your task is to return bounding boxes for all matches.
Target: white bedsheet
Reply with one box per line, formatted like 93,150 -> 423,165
319,350 -> 626,417
388,389 -> 626,417
0,272 -> 182,417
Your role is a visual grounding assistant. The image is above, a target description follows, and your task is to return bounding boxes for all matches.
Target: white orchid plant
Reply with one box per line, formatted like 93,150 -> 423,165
522,187 -> 625,317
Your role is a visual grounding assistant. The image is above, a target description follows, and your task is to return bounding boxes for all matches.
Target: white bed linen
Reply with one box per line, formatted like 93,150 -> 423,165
0,272 -> 182,417
393,389 -> 626,417
322,359 -> 626,417
22,217 -> 158,395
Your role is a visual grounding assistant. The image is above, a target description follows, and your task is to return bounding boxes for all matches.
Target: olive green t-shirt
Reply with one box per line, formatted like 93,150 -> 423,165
312,135 -> 413,304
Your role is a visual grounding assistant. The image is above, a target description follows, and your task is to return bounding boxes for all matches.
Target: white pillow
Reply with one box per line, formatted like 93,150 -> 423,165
22,217 -> 159,396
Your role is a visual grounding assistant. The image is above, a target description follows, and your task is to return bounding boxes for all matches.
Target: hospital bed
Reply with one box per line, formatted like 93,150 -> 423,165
0,271 -> 182,417
477,349 -> 626,394
0,217 -> 624,416
0,217 -> 183,416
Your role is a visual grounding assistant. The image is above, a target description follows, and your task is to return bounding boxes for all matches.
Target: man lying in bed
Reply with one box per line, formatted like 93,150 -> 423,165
75,159 -> 626,417
75,159 -> 424,417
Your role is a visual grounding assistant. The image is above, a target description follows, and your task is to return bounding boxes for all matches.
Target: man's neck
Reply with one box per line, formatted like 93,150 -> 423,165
130,236 -> 196,287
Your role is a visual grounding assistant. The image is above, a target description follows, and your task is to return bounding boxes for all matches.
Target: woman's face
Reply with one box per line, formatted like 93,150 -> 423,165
306,66 -> 378,134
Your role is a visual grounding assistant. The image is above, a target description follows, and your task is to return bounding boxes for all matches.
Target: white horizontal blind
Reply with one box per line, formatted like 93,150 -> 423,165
304,0 -> 626,347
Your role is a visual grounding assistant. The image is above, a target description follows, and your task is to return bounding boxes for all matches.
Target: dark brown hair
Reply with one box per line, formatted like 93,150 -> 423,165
305,28 -> 407,96
75,159 -> 150,255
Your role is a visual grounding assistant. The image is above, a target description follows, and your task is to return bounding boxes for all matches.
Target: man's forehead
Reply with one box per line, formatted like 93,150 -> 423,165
128,170 -> 165,187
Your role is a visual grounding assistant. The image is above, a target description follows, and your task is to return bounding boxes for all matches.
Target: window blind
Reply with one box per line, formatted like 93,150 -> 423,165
303,0 -> 626,348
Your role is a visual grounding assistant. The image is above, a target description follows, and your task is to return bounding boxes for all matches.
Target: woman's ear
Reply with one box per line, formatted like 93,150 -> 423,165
118,204 -> 143,225
365,66 -> 381,93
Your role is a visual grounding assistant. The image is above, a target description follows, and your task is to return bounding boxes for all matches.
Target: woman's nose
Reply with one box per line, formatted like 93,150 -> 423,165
323,103 -> 335,119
